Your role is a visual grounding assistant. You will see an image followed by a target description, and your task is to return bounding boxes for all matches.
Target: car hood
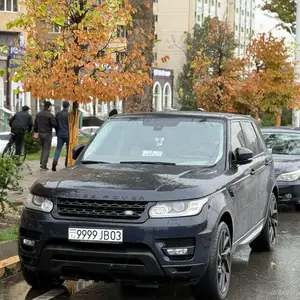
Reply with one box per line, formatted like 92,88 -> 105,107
31,164 -> 227,201
273,154 -> 300,177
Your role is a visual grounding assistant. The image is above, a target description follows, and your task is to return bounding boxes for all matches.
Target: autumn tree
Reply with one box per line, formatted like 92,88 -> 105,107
124,0 -> 154,112
240,32 -> 300,125
263,0 -> 296,33
177,19 -> 211,110
192,18 -> 244,112
6,0 -> 152,165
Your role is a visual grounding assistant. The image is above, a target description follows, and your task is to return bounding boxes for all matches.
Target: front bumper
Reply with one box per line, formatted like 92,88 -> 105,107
278,181 -> 300,204
19,208 -> 212,283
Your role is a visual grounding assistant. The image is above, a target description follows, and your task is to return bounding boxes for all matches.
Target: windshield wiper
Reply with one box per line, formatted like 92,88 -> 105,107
81,160 -> 111,164
120,161 -> 176,166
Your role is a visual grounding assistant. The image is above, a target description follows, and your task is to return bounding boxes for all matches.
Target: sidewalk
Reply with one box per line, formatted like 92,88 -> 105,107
8,159 -> 66,204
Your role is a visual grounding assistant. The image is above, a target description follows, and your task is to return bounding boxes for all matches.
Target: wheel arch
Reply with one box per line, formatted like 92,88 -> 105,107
219,211 -> 233,240
272,185 -> 279,201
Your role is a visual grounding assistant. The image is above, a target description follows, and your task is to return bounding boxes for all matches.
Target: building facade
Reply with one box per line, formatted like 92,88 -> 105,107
153,0 -> 196,108
233,0 -> 256,57
0,0 -> 31,130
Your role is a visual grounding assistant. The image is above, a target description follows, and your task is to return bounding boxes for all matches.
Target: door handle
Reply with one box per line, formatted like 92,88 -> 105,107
265,158 -> 271,165
250,168 -> 256,175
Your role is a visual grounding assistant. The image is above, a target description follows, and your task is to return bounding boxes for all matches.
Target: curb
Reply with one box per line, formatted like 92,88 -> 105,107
0,240 -> 20,280
0,255 -> 21,279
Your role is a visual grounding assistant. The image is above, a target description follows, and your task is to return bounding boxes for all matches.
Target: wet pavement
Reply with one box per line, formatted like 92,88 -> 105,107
1,209 -> 300,300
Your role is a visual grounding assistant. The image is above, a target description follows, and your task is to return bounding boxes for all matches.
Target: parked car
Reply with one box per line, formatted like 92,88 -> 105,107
0,132 -> 11,153
19,112 -> 278,300
79,126 -> 100,137
262,127 -> 300,209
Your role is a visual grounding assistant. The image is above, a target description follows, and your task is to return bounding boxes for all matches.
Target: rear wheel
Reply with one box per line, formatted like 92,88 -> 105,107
2,144 -> 15,158
22,265 -> 64,289
191,222 -> 232,300
250,192 -> 278,252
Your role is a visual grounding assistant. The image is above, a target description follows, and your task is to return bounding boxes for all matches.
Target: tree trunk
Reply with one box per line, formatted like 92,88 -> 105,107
275,113 -> 282,126
67,101 -> 80,166
126,0 -> 154,112
255,111 -> 259,120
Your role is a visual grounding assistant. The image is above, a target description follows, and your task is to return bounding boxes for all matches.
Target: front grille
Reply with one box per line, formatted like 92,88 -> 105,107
57,198 -> 148,220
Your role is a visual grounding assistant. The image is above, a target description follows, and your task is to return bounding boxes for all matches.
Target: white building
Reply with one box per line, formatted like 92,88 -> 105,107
233,0 -> 256,57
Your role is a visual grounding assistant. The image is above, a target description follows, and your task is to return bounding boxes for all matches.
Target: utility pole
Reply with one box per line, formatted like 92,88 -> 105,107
293,0 -> 300,127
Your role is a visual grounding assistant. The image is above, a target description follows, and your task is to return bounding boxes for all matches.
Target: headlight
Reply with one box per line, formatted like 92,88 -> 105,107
24,193 -> 54,213
277,170 -> 300,182
149,198 -> 208,218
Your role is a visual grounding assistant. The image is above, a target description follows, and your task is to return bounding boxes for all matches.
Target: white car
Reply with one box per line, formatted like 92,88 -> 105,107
79,126 -> 100,136
0,131 -> 57,153
0,132 -> 11,153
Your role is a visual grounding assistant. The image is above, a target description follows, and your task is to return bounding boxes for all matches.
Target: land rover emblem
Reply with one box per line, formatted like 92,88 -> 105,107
124,210 -> 134,216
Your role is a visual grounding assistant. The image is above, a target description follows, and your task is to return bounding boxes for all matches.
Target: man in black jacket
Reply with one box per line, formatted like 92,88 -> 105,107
52,101 -> 70,171
8,105 -> 33,156
34,101 -> 57,170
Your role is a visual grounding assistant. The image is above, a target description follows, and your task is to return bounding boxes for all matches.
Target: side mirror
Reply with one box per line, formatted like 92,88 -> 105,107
233,147 -> 253,165
72,144 -> 86,160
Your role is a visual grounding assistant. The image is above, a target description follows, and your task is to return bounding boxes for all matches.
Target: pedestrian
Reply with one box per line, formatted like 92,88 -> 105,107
52,101 -> 70,172
8,105 -> 33,157
34,101 -> 57,170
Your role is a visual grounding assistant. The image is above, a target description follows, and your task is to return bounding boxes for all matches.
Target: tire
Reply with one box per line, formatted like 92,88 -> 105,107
191,222 -> 232,300
22,265 -> 64,289
250,192 -> 278,252
294,204 -> 300,211
2,145 -> 11,158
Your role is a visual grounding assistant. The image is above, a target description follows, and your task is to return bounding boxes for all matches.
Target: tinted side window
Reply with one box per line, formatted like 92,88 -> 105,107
231,122 -> 246,155
241,122 -> 260,156
253,124 -> 266,153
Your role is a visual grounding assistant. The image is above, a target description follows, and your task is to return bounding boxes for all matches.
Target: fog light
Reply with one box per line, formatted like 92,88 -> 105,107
166,248 -> 188,255
23,238 -> 35,247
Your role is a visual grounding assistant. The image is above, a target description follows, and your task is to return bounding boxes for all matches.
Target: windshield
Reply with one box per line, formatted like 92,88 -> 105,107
82,117 -> 225,166
262,132 -> 300,155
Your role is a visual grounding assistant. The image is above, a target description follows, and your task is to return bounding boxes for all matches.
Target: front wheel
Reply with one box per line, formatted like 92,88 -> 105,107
191,222 -> 232,300
250,192 -> 278,252
22,265 -> 64,289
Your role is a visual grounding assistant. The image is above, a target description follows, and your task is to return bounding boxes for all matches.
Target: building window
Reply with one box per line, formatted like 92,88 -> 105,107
116,25 -> 127,38
154,15 -> 158,22
154,52 -> 157,60
0,0 -> 18,12
218,1 -> 221,7
242,10 -> 244,15
153,82 -> 162,111
247,11 -> 250,16
197,15 -> 201,22
155,34 -> 158,40
163,83 -> 172,109
51,24 -> 61,33
211,0 -> 214,6
205,0 -> 208,4
235,25 -> 238,30
236,7 -> 238,13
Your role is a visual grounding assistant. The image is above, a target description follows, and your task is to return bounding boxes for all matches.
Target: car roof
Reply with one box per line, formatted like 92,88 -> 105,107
113,111 -> 256,121
261,126 -> 300,133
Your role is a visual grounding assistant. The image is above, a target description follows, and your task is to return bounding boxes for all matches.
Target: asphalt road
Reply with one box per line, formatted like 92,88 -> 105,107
1,208 -> 300,300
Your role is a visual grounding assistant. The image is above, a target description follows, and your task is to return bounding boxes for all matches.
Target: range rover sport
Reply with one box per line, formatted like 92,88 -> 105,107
19,112 -> 278,300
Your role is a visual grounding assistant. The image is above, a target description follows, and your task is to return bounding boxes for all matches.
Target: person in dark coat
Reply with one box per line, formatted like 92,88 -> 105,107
52,101 -> 70,171
8,105 -> 33,156
34,101 -> 57,170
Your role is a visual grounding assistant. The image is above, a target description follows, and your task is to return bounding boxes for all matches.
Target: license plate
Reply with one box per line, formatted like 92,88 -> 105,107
68,228 -> 123,243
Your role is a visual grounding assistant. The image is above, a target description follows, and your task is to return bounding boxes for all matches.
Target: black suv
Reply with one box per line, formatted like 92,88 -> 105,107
19,112 -> 278,300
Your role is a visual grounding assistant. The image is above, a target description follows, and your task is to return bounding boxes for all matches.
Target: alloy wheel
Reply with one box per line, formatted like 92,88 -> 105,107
268,195 -> 278,247
217,228 -> 231,294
